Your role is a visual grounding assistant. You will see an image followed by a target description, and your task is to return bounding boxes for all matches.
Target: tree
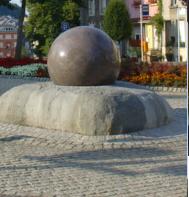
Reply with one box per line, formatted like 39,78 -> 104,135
151,0 -> 164,56
0,0 -> 11,7
62,0 -> 80,26
1,0 -> 81,58
103,0 -> 132,42
15,0 -> 26,60
25,0 -> 81,57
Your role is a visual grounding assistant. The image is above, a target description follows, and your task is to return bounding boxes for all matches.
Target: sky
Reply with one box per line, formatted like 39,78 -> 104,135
10,0 -> 29,15
10,0 -> 21,6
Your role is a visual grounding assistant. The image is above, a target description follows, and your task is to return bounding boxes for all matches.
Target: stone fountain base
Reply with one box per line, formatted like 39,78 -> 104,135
0,81 -> 173,135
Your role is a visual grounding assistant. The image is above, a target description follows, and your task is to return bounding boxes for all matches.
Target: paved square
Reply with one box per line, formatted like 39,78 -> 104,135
0,77 -> 187,197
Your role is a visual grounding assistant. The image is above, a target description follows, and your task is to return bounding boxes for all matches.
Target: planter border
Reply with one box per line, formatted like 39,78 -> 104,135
0,74 -> 187,93
0,74 -> 49,81
144,85 -> 187,93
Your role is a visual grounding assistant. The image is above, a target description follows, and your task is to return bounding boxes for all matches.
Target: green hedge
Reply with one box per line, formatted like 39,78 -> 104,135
0,64 -> 47,77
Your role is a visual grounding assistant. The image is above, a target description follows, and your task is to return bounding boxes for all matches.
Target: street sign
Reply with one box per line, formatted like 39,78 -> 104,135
142,4 -> 149,16
61,21 -> 70,32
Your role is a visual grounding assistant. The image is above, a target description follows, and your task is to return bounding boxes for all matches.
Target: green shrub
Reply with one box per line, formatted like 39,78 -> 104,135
0,63 -> 48,77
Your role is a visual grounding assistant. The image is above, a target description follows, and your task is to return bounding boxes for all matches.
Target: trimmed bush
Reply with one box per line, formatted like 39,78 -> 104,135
0,63 -> 49,78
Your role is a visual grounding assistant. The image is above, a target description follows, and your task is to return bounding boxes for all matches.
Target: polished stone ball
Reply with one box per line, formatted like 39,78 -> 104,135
47,26 -> 121,86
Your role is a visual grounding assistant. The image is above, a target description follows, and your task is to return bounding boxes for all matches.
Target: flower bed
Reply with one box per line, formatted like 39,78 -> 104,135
118,61 -> 187,87
0,63 -> 49,78
0,58 -> 47,68
0,58 -> 186,87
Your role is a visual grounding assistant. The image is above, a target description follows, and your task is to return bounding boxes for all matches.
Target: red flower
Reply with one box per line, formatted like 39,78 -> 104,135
0,57 -> 47,68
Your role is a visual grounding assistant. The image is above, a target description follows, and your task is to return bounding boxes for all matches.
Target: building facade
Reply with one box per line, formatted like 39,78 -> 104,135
162,0 -> 187,61
125,0 -> 159,60
80,0 -> 159,59
80,0 -> 187,62
80,0 -> 109,28
0,16 -> 18,58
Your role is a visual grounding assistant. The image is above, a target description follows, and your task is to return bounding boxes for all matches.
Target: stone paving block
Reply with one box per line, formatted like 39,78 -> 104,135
0,77 -> 187,197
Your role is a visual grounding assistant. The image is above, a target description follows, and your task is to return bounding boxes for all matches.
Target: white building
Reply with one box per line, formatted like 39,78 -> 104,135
162,0 -> 187,62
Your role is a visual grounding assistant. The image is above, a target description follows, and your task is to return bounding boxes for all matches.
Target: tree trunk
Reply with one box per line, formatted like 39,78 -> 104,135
15,0 -> 26,60
161,34 -> 163,61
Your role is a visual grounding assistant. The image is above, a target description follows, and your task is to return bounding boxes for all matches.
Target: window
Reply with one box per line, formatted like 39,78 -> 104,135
99,22 -> 103,30
0,42 -> 3,48
135,34 -> 140,40
99,0 -> 107,15
179,20 -> 186,48
4,27 -> 14,32
6,43 -> 11,49
0,35 -> 3,39
171,36 -> 175,44
88,22 -> 95,27
14,34 -> 17,39
171,0 -> 177,6
5,34 -> 11,39
178,7 -> 187,17
88,0 -> 95,16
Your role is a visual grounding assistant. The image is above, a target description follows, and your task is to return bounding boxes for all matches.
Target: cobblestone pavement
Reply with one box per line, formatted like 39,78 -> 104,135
0,77 -> 187,197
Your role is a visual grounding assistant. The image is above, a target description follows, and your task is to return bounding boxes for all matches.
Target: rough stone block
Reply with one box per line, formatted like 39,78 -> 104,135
0,81 -> 173,135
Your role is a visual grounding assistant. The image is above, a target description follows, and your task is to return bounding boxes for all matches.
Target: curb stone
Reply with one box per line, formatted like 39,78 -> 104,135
145,86 -> 186,93
0,75 -> 186,93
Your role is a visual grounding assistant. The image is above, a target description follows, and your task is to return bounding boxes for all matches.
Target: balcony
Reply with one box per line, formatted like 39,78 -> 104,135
133,0 -> 141,7
129,39 -> 149,52
129,39 -> 141,47
148,0 -> 157,3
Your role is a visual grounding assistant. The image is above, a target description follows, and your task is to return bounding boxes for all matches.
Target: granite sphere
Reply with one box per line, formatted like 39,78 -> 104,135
47,26 -> 121,86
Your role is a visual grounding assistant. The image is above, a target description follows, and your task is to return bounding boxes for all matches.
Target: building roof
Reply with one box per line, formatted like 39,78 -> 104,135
0,4 -> 21,19
0,15 -> 18,27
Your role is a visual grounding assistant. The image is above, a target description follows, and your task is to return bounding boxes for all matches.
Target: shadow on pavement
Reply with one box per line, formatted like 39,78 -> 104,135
0,195 -> 39,197
0,146 -> 183,177
149,164 -> 187,176
0,135 -> 33,142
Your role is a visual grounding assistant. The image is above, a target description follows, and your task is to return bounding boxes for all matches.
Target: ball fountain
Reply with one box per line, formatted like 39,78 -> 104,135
0,26 -> 173,135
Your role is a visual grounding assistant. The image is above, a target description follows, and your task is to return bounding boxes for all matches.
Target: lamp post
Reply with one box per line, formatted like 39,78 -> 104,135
140,4 -> 143,62
177,6 -> 180,62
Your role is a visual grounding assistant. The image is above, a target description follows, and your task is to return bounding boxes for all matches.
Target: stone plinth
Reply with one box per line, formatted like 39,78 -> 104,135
0,81 -> 173,135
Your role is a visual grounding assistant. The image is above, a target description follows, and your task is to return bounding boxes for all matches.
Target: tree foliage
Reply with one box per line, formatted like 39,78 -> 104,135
151,14 -> 164,39
0,0 -> 11,7
0,1 -> 14,12
25,0 -> 81,56
15,0 -> 26,60
151,0 -> 164,43
62,0 -> 80,26
102,0 -> 132,42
